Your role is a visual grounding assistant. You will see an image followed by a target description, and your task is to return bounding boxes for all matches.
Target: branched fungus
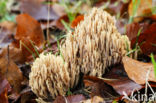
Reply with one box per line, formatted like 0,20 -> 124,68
29,53 -> 70,100
61,8 -> 130,76
29,8 -> 130,101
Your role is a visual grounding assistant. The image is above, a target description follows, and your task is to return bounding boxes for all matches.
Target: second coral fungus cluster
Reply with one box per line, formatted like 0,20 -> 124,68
29,8 -> 131,101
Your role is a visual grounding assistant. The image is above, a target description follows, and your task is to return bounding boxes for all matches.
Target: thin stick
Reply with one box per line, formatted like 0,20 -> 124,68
46,0 -> 50,41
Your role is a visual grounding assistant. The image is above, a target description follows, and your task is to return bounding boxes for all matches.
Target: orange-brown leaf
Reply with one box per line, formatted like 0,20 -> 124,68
15,13 -> 44,59
123,56 -> 156,84
0,76 -> 11,103
71,15 -> 84,28
0,57 -> 24,93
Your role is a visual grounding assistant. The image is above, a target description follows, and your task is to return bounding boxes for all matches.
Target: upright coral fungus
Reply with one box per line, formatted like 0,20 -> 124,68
61,8 -> 130,76
29,8 -> 130,102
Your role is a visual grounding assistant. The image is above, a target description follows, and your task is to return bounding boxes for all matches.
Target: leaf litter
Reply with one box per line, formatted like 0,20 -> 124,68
0,0 -> 156,103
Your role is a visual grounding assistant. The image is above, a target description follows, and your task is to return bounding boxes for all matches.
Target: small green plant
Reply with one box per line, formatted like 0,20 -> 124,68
60,0 -> 82,23
151,53 -> 156,78
58,0 -> 82,31
0,0 -> 16,22
67,88 -> 72,96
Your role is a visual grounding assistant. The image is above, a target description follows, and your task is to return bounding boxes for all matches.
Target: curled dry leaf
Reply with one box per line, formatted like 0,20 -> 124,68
0,57 -> 23,93
122,56 -> 156,84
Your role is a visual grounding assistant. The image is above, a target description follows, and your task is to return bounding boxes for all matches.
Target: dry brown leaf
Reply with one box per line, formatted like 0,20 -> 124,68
0,44 -> 24,63
126,22 -> 156,55
71,15 -> 84,28
0,21 -> 16,33
0,57 -> 24,93
128,0 -> 153,22
0,21 -> 16,48
126,22 -> 149,41
84,76 -> 119,100
122,56 -> 156,84
0,14 -> 45,63
0,76 -> 11,103
14,13 -> 44,60
56,15 -> 69,30
53,94 -> 86,103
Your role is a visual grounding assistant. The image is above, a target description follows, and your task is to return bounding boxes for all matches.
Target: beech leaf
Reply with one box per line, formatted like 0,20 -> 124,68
122,56 -> 156,84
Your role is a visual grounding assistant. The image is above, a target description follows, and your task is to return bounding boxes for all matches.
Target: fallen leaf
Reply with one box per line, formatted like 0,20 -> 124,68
0,88 -> 9,103
14,13 -> 45,60
150,14 -> 156,21
123,56 -> 156,84
0,76 -> 11,103
20,87 -> 36,103
126,22 -> 149,41
104,78 -> 142,96
0,21 -> 16,33
20,0 -> 58,21
83,76 -> 119,100
0,44 -> 24,63
126,22 -> 156,55
0,57 -> 24,93
103,64 -> 143,96
0,28 -> 14,49
53,94 -> 86,103
0,21 -> 16,48
56,15 -> 69,30
128,0 -> 153,22
71,15 -> 84,28
136,23 -> 156,55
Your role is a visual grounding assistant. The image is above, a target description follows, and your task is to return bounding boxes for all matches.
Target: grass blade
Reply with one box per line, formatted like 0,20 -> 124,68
151,53 -> 156,78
